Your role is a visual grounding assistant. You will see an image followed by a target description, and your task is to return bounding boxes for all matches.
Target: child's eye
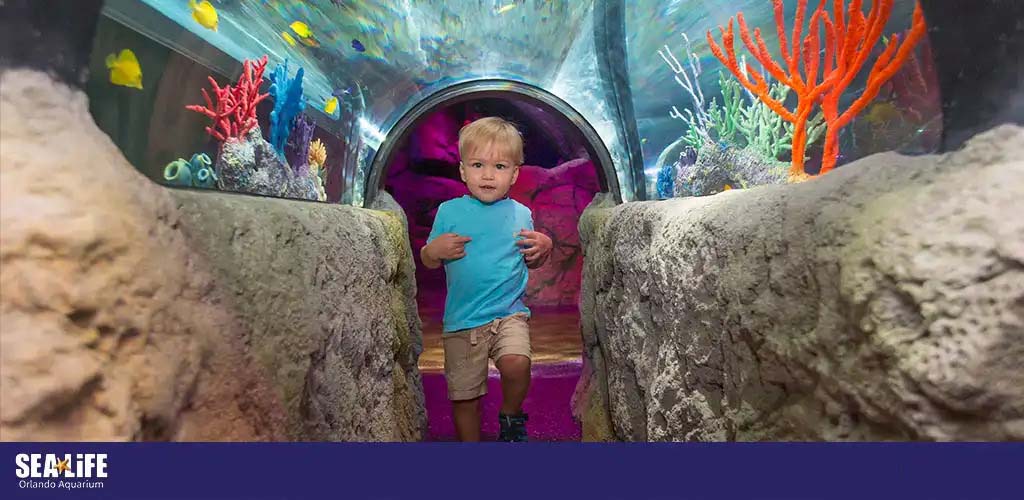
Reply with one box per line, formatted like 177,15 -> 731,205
496,164 -> 507,170
472,162 -> 483,168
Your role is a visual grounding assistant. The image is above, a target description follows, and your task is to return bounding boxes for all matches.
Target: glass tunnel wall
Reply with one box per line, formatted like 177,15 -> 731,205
626,0 -> 940,198
91,0 -> 639,205
86,0 -> 942,204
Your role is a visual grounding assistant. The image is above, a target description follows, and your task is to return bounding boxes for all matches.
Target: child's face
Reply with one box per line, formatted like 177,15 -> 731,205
459,144 -> 519,203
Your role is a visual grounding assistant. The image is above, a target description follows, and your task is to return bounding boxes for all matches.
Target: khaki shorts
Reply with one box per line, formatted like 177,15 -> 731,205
442,312 -> 531,401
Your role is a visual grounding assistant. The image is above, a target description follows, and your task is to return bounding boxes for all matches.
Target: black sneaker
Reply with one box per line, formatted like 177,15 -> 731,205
498,413 -> 529,442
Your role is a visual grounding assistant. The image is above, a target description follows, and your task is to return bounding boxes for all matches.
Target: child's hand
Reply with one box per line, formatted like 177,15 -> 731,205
425,233 -> 472,261
516,229 -> 552,267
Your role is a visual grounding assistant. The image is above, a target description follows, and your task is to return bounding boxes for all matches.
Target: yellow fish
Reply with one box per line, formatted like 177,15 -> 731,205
323,96 -> 338,115
105,49 -> 143,90
290,21 -> 312,38
289,21 -> 320,47
495,3 -> 517,15
723,184 -> 733,191
189,0 -> 218,31
281,31 -> 297,46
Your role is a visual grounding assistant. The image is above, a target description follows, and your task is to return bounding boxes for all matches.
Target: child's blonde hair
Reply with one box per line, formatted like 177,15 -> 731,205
458,117 -> 524,166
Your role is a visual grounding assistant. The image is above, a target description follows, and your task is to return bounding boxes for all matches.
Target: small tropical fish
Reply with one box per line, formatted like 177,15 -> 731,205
324,96 -> 338,114
105,49 -> 143,89
351,39 -> 366,52
723,184 -> 733,191
189,0 -> 219,31
865,101 -> 901,125
298,35 -> 320,48
290,21 -> 313,38
495,3 -> 517,15
332,87 -> 352,97
281,31 -> 297,46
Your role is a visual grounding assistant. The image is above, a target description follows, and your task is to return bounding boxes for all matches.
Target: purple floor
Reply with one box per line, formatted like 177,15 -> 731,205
421,361 -> 582,442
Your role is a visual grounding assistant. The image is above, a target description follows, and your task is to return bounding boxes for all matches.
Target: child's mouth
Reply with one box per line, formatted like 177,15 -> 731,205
479,186 -> 496,191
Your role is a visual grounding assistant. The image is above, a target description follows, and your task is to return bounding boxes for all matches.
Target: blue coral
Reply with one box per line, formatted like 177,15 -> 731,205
656,163 -> 674,199
268,59 -> 306,157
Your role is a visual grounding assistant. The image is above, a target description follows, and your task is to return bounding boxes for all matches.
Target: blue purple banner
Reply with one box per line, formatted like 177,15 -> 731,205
2,442 -> 1021,499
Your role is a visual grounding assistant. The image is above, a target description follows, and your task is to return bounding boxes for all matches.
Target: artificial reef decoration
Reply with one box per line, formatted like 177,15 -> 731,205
185,55 -> 269,142
184,55 -> 321,201
268,58 -> 306,157
707,0 -> 928,180
163,153 -> 218,189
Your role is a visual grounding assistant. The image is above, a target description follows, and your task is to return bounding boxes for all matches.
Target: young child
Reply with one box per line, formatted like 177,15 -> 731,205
420,116 -> 553,442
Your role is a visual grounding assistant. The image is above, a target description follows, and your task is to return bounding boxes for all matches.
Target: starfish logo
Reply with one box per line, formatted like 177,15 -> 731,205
53,458 -> 71,475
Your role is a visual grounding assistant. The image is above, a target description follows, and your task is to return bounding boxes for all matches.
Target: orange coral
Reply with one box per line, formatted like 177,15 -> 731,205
708,0 -> 928,180
818,0 -> 927,174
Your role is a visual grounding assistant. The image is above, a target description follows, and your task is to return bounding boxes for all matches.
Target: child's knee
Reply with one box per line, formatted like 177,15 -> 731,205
497,354 -> 531,375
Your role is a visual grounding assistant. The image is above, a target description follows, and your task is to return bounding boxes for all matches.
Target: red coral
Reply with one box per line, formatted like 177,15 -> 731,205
186,55 -> 270,142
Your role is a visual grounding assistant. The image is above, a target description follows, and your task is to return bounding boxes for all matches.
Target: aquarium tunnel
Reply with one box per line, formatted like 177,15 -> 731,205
1,0 -> 1022,442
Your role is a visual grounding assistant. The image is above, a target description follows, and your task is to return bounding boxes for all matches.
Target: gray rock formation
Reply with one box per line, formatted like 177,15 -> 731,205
576,125 -> 1024,441
674,140 -> 788,197
216,126 -> 321,202
0,69 -> 426,441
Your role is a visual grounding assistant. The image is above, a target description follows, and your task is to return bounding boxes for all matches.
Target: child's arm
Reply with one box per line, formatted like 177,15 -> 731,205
421,235 -> 473,270
517,229 -> 552,269
422,234 -> 472,268
423,204 -> 470,269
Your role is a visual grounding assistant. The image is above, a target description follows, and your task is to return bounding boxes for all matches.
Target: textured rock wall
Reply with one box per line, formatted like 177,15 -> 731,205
0,69 -> 426,441
575,126 -> 1024,441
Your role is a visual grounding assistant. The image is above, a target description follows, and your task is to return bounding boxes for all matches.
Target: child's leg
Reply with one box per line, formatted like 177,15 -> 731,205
452,396 -> 482,441
492,312 -> 533,415
442,326 -> 489,442
496,354 -> 531,415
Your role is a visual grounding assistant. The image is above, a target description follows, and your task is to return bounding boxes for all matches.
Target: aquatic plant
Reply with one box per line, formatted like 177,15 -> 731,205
185,55 -> 269,142
269,59 -> 306,157
707,0 -> 927,180
285,114 -> 315,173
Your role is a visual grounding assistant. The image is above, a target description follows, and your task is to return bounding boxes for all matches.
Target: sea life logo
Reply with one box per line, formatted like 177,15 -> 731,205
14,453 -> 107,490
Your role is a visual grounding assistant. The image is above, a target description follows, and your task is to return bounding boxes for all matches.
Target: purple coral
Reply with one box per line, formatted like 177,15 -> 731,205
285,114 -> 315,174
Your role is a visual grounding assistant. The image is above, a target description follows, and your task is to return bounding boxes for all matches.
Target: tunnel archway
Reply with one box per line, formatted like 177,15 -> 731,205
372,80 -> 605,441
364,79 -> 621,207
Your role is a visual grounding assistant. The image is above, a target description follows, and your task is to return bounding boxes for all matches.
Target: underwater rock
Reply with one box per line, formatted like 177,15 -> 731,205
674,140 -> 786,197
577,125 -> 1024,441
215,125 -> 320,201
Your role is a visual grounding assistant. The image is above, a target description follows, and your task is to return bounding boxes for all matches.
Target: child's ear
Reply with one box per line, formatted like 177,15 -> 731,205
459,162 -> 467,183
511,165 -> 520,184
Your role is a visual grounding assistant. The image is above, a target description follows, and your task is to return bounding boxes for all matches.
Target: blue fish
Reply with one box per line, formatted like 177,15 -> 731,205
351,39 -> 365,52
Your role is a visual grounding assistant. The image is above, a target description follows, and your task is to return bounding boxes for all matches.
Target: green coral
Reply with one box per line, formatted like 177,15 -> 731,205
676,71 -> 825,163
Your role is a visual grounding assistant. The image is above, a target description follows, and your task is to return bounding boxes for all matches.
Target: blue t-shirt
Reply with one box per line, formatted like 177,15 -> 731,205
427,195 -> 533,333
